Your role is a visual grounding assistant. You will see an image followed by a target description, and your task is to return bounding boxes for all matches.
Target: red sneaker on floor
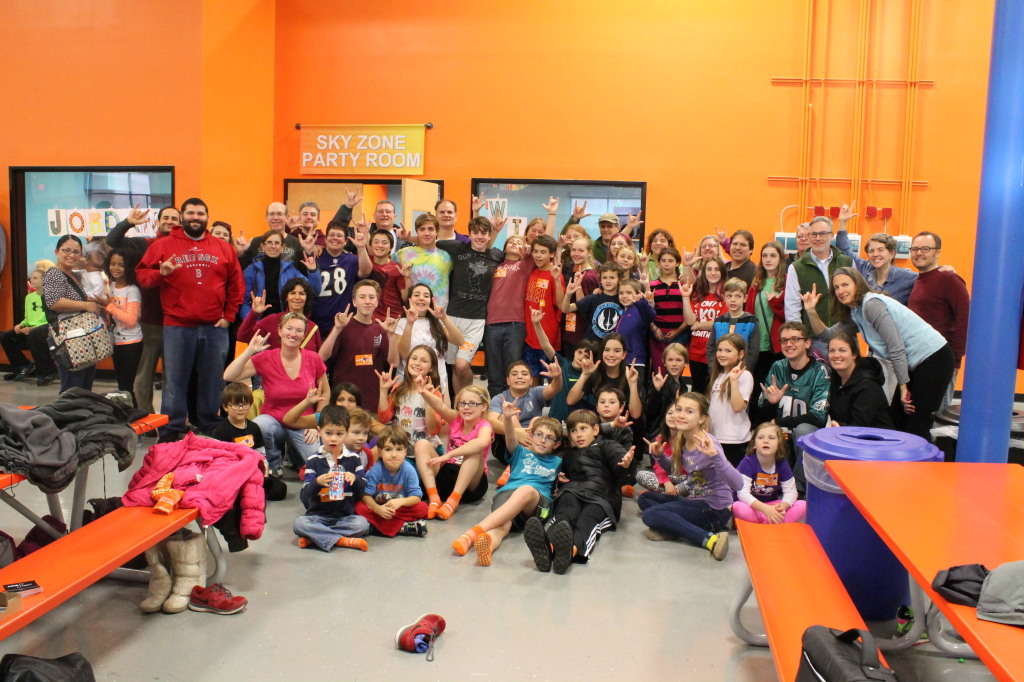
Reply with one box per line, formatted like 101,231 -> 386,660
395,613 -> 446,654
188,583 -> 248,615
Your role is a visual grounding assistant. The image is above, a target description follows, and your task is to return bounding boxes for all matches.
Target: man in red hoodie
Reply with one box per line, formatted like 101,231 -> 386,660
137,198 -> 244,442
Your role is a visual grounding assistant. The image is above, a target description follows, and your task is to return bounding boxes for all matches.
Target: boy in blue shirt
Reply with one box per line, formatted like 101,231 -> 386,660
451,399 -> 563,567
355,426 -> 428,537
294,405 -> 371,552
529,307 -> 599,422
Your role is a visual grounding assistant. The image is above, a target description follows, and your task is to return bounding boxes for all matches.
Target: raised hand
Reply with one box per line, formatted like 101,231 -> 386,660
800,283 -> 821,311
345,187 -> 362,208
127,203 -> 150,226
251,289 -> 270,315
398,262 -> 413,282
838,201 -> 857,224
728,363 -> 744,382
287,213 -> 302,230
695,432 -> 718,457
404,304 -> 418,326
611,409 -> 633,430
471,193 -> 486,214
247,331 -> 270,355
572,200 -> 590,221
565,272 -> 583,295
304,382 -> 323,404
353,214 -> 370,235
159,259 -> 182,277
375,366 -> 397,391
349,227 -> 368,251
299,230 -> 317,254
234,233 -> 249,256
539,358 -> 562,381
501,397 -> 521,419
643,437 -> 665,458
492,215 -> 507,233
579,350 -> 600,375
626,210 -> 644,233
333,305 -> 354,331
429,298 -> 447,320
618,446 -> 636,469
679,280 -> 694,297
381,308 -> 399,334
714,226 -> 727,243
396,224 -> 411,242
542,196 -> 560,214
301,252 -> 318,272
759,375 -> 790,405
651,368 -> 668,391
682,246 -> 699,268
530,307 -> 545,325
625,360 -> 639,385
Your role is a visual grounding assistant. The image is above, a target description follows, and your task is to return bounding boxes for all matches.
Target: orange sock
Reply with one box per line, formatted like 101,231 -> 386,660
337,537 -> 369,551
621,485 -> 635,498
426,487 -> 442,519
436,492 -> 462,520
298,537 -> 311,549
475,532 -> 494,566
496,466 -> 511,487
452,525 -> 484,556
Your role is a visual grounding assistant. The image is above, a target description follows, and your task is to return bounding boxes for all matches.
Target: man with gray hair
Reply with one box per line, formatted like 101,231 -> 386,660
784,214 -> 853,355
238,201 -> 315,269
287,200 -> 326,248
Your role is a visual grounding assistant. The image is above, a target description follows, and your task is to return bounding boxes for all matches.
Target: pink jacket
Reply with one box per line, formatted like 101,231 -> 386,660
122,432 -> 265,540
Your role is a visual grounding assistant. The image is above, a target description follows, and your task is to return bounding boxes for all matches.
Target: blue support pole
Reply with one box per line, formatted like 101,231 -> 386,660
957,0 -> 1024,463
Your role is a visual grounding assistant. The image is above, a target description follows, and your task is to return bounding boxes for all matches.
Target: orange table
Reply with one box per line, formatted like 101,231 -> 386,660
826,460 -> 1024,682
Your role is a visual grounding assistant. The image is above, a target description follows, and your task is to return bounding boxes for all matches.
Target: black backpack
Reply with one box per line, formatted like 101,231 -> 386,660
796,627 -> 898,681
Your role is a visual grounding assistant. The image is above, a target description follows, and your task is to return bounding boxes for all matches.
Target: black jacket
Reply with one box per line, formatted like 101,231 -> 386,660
829,357 -> 894,429
555,437 -> 630,522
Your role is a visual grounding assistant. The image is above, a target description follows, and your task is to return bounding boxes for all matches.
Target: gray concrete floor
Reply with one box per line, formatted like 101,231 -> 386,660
0,377 -> 998,680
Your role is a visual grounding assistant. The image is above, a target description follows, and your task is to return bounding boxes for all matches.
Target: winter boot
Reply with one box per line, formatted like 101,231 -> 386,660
162,530 -> 208,613
140,540 -> 172,613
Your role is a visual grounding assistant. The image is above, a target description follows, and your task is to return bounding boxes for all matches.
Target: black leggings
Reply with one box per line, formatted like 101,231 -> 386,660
892,344 -> 955,441
113,342 -> 144,403
689,360 -> 710,395
548,494 -> 614,562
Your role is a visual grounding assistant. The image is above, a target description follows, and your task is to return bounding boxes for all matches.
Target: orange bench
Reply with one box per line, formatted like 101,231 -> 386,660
0,506 -> 197,640
730,521 -> 886,682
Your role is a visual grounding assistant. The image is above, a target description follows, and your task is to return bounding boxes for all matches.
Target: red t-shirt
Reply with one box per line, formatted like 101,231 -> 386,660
371,260 -> 405,321
330,318 -> 390,410
251,349 -> 326,422
688,294 -> 726,363
524,269 -> 563,351
487,258 -> 536,324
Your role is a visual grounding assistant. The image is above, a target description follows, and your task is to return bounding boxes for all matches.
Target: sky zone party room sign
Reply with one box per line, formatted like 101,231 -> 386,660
299,125 -> 425,175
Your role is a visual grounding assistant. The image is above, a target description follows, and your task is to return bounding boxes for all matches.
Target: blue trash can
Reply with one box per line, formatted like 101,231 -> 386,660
799,426 -> 941,621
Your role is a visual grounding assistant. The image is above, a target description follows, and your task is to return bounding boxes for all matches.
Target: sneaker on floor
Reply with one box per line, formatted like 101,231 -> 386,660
395,613 -> 446,653
270,467 -> 284,479
35,373 -> 58,387
523,516 -> 552,572
548,519 -> 574,575
188,583 -> 248,615
13,364 -> 36,382
709,532 -> 729,561
398,520 -> 428,537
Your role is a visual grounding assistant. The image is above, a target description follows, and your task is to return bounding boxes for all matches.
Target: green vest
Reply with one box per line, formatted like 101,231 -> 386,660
792,247 -> 852,327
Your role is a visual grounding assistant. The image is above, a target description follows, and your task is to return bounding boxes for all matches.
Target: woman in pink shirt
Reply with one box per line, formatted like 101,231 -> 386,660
224,312 -> 328,476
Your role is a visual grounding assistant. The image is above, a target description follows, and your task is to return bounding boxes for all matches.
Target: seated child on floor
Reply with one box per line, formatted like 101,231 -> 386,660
345,407 -> 375,470
451,398 -> 563,566
523,409 -> 634,574
732,422 -> 805,524
210,382 -> 286,501
593,386 -> 639,495
414,383 -> 493,520
293,405 -> 371,552
636,401 -> 686,494
284,381 -> 387,437
354,426 -> 429,537
376,345 -> 444,455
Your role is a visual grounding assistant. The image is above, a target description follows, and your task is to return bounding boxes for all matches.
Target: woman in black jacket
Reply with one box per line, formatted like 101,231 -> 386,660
827,332 -> 895,428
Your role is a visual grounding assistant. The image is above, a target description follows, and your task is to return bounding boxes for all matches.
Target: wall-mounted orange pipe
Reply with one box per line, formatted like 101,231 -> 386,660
899,0 -> 924,235
797,0 -> 816,221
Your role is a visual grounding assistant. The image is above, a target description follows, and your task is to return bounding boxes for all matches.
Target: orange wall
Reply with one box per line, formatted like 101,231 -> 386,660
0,0 -> 203,331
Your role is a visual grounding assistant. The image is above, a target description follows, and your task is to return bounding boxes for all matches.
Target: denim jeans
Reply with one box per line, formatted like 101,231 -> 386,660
253,414 -> 320,470
56,361 -> 96,393
639,492 -> 732,547
293,513 -> 370,551
161,324 -> 228,437
484,321 -> 526,398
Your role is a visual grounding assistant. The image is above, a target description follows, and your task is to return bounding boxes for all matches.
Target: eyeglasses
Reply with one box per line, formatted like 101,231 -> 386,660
909,246 -> 937,254
58,248 -> 82,256
532,434 -> 558,444
808,231 -> 832,238
225,404 -> 251,410
780,336 -> 807,345
457,401 -> 484,408
266,211 -> 286,217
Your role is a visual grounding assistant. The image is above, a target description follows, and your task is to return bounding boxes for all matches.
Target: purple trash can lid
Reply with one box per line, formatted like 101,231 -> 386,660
797,426 -> 941,463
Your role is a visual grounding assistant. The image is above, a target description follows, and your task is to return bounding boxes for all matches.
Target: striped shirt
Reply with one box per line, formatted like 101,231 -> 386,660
650,279 -> 685,333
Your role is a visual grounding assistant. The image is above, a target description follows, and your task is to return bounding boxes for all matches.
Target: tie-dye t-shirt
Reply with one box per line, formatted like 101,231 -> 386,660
396,246 -> 453,308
